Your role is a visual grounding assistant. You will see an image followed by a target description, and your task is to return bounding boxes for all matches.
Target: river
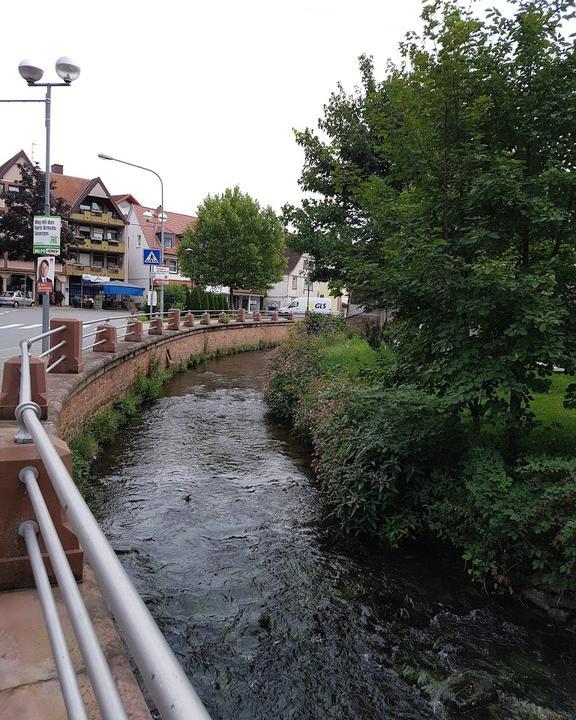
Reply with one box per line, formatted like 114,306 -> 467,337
90,351 -> 576,720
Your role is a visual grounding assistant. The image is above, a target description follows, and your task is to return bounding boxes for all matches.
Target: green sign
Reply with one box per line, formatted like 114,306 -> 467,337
33,215 -> 61,255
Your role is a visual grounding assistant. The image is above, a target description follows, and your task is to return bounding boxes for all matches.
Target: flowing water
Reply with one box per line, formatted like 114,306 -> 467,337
90,352 -> 576,720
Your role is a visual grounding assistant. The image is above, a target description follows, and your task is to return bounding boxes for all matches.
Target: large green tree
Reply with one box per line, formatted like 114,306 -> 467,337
0,163 -> 75,261
285,0 -> 576,444
178,187 -> 286,302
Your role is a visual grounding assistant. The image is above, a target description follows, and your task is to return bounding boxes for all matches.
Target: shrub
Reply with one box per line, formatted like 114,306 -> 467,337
426,448 -> 576,591
310,383 -> 453,545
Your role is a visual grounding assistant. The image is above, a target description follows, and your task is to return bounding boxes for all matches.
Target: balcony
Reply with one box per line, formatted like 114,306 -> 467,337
68,238 -> 125,253
69,210 -> 125,226
65,264 -> 124,280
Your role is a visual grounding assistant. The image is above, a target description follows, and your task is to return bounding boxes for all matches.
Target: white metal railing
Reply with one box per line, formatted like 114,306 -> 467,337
13,328 -> 212,719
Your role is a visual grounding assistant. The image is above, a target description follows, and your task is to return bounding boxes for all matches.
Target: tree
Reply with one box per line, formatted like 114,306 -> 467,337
178,187 -> 286,304
0,162 -> 75,261
284,0 -> 576,446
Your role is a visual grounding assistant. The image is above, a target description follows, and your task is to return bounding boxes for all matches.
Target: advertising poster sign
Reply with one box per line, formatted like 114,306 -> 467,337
37,256 -> 55,294
33,216 -> 61,255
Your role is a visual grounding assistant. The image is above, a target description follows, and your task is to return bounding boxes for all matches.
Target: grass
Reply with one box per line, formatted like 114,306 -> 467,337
318,336 -> 394,380
524,373 -> 576,454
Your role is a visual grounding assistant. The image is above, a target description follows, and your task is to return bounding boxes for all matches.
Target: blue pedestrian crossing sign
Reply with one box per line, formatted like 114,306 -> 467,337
143,249 -> 161,265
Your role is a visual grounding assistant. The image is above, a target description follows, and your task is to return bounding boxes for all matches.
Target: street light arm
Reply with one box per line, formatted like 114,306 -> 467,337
97,154 -> 164,204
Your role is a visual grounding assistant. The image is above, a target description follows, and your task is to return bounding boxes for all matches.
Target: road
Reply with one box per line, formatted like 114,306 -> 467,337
0,307 -> 133,365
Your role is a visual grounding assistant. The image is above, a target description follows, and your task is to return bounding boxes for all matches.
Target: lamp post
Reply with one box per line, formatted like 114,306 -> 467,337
98,154 -> 166,315
2,57 -> 81,352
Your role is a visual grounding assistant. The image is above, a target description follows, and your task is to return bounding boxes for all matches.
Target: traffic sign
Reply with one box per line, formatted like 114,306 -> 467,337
143,249 -> 161,265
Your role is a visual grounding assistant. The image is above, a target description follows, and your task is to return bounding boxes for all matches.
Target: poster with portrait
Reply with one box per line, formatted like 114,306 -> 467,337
37,255 -> 55,294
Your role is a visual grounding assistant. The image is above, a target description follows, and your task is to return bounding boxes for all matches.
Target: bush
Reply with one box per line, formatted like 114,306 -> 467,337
311,383 -> 453,545
427,448 -> 576,591
164,284 -> 188,309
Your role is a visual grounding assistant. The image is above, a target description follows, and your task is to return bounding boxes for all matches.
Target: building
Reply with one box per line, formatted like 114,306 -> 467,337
113,195 -> 196,296
0,150 -> 65,298
264,251 -> 344,312
0,150 -> 129,305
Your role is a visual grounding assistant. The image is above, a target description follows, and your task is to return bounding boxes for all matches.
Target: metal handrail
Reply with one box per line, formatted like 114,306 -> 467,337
19,407 -> 210,719
20,468 -> 128,720
10,321 -> 212,718
38,338 -> 67,359
83,328 -> 106,339
19,520 -> 89,720
46,355 -> 66,373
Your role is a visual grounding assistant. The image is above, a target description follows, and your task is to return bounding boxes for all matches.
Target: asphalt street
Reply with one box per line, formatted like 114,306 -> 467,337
0,307 -> 132,366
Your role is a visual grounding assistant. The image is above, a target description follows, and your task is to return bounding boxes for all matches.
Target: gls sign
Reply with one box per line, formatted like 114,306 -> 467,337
314,302 -> 328,309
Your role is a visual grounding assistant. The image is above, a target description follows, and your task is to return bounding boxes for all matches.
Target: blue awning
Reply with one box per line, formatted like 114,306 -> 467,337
101,282 -> 144,296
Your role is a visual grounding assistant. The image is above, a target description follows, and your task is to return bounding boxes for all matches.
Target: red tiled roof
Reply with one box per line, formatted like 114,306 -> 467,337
132,204 -> 197,254
50,174 -> 91,206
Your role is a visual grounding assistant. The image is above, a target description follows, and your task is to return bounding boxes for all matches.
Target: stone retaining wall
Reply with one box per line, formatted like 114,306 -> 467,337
49,321 -> 291,442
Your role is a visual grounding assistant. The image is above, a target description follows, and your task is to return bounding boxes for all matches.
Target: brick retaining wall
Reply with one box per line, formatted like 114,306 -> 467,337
51,321 -> 291,442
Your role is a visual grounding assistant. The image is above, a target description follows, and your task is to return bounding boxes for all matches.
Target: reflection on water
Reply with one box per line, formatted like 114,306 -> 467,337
91,352 -> 576,720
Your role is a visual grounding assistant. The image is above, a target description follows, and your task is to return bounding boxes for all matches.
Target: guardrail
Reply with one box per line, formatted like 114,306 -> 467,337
9,324 -> 213,718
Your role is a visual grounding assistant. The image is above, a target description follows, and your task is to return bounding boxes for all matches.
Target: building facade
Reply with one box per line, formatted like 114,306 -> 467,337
264,251 -> 343,312
114,195 -> 196,296
0,150 -> 128,305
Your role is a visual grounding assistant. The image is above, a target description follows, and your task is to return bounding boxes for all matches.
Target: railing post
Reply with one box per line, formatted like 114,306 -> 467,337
0,356 -> 48,420
218,312 -> 227,324
49,318 -> 83,373
287,311 -> 293,321
253,311 -> 261,322
125,319 -> 144,342
200,312 -> 211,325
167,308 -> 181,330
271,311 -> 279,321
93,324 -> 118,353
236,308 -> 246,323
148,316 -> 164,335
0,439 -> 83,590
184,312 -> 195,327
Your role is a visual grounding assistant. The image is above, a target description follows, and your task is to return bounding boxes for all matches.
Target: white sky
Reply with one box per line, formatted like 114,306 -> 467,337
1,0 -> 427,217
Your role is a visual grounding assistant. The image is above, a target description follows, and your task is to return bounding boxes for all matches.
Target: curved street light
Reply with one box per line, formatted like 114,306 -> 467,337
98,154 -> 166,315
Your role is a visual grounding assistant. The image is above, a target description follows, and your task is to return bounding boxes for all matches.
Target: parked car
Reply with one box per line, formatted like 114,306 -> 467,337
0,290 -> 35,307
71,295 -> 95,308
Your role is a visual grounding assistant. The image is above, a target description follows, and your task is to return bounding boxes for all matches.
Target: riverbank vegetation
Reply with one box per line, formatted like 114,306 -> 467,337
266,316 -> 576,596
272,0 -> 576,600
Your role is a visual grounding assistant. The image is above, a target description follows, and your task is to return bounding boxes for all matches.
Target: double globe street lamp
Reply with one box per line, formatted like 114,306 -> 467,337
1,57 -> 81,351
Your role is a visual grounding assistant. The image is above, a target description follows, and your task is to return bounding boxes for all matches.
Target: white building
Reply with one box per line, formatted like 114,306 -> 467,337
264,251 -> 344,312
113,194 -> 196,294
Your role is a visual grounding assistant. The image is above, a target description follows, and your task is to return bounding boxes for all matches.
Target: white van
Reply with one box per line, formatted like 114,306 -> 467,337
278,297 -> 333,316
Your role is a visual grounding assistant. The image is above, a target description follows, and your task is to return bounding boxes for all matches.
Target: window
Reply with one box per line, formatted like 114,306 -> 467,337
160,233 -> 174,249
291,276 -> 298,290
136,234 -> 142,248
92,228 -> 104,243
105,230 -> 118,243
91,201 -> 102,214
78,225 -> 91,239
106,255 -> 119,270
168,259 -> 177,272
79,203 -> 90,212
68,252 -> 79,264
8,185 -> 19,193
92,253 -> 104,269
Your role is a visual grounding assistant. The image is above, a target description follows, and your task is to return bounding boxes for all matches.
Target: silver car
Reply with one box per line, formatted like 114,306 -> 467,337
0,291 -> 35,307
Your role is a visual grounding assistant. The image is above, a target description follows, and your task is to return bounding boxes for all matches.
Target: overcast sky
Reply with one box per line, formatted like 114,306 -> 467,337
3,0 -> 520,219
